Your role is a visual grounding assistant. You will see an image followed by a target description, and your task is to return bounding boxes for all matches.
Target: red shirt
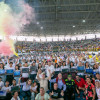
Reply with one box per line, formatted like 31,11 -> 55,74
74,78 -> 86,88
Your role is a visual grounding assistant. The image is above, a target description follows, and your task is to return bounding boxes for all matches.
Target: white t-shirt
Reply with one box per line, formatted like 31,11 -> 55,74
99,66 -> 100,74
46,65 -> 54,77
5,66 -> 15,70
61,66 -> 69,70
96,88 -> 100,100
0,81 -> 4,87
54,68 -> 61,71
1,86 -> 11,92
31,85 -> 37,91
20,82 -> 31,91
36,74 -> 42,79
11,96 -> 20,100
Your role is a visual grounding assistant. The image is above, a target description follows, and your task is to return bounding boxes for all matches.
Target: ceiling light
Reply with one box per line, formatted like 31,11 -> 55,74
82,20 -> 86,22
40,27 -> 43,29
37,22 -> 39,25
73,25 -> 75,28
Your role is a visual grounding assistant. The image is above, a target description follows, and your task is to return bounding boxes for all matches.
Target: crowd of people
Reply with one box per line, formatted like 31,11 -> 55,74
15,38 -> 100,53
0,49 -> 100,100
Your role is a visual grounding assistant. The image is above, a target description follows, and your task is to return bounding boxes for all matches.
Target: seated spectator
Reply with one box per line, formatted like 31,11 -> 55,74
61,61 -> 69,70
0,77 -> 4,90
0,63 -> 4,69
54,63 -> 61,72
50,83 -> 64,100
85,62 -> 93,69
21,62 -> 30,82
38,63 -> 42,70
14,65 -> 20,84
65,75 -> 75,100
96,73 -> 100,81
93,64 -> 99,73
15,65 -> 20,71
30,61 -> 37,81
18,78 -> 32,100
70,61 -> 76,69
49,73 -> 66,92
74,75 -> 85,98
30,81 -> 38,100
11,79 -> 18,87
11,91 -> 20,100
1,80 -> 12,100
5,62 -> 14,85
85,77 -> 96,100
35,87 -> 51,100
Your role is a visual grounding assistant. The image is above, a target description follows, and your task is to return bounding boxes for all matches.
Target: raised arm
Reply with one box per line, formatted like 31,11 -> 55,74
37,70 -> 41,81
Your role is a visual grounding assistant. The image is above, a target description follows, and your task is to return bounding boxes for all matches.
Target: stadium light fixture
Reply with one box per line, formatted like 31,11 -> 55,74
82,20 -> 86,22
36,22 -> 39,25
40,27 -> 43,29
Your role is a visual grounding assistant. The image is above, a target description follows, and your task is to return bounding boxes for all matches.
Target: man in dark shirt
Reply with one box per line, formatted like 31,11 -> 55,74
49,83 -> 64,100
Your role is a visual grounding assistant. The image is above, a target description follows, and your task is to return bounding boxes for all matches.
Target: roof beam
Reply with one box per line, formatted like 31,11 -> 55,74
35,10 -> 99,14
32,3 -> 100,8
39,18 -> 100,22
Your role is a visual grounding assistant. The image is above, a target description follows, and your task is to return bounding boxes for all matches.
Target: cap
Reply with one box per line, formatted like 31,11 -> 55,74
68,75 -> 72,77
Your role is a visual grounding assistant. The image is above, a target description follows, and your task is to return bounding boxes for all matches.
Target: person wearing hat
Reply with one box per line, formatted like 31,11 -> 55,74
65,75 -> 75,100
37,69 -> 51,92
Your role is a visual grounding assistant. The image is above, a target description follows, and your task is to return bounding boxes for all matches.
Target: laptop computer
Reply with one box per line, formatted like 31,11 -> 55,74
0,70 -> 5,75
55,71 -> 61,74
86,69 -> 93,74
62,69 -> 70,73
77,66 -> 85,72
11,86 -> 20,92
6,69 -> 14,75
22,68 -> 29,73
70,68 -> 77,72
30,67 -> 36,71
0,91 -> 6,96
14,71 -> 20,77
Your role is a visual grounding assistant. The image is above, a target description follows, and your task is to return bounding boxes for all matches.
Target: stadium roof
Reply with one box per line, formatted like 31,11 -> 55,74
5,0 -> 100,36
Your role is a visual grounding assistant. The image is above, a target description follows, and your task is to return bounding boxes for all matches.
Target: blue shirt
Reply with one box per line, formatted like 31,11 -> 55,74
50,78 -> 66,91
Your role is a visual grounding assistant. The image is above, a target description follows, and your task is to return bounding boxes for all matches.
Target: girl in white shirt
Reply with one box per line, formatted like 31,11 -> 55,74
30,81 -> 38,100
61,61 -> 69,70
2,81 -> 12,100
11,91 -> 20,100
70,61 -> 76,69
18,78 -> 32,100
93,64 -> 99,73
54,63 -> 61,71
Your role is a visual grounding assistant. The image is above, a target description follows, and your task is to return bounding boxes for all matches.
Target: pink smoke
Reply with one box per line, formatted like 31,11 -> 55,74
0,1 -> 35,56
0,41 -> 13,56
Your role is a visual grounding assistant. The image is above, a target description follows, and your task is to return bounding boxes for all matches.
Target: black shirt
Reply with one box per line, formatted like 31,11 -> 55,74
50,88 -> 61,99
